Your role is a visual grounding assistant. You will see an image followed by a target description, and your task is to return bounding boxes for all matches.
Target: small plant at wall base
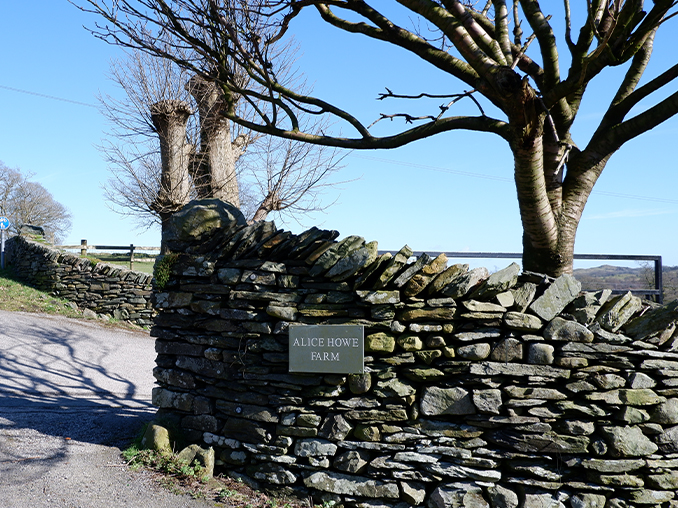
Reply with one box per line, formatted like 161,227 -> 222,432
153,253 -> 179,290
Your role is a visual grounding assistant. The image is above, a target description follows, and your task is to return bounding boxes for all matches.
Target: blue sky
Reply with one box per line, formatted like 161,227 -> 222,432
1,2 -> 677,269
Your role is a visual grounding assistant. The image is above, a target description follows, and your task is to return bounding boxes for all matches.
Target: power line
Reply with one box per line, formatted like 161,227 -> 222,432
2,86 -> 676,207
349,153 -> 678,205
0,84 -> 98,109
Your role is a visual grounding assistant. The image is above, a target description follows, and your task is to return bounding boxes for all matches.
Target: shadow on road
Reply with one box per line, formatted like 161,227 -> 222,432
0,311 -> 158,485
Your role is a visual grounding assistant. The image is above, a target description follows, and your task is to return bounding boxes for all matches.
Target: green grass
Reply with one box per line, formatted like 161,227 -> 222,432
83,252 -> 157,275
0,268 -> 82,317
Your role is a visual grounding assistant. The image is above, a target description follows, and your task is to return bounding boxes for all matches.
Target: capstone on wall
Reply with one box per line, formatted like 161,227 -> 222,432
153,200 -> 678,508
6,235 -> 154,326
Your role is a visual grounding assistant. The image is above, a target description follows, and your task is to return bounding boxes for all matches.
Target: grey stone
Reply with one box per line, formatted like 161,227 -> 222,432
401,481 -> 427,505
164,199 -> 246,247
250,463 -> 297,485
426,462 -> 501,482
544,317 -> 594,342
304,471 -> 399,498
628,372 -> 656,389
266,304 -> 298,321
473,389 -> 502,414
597,292 -> 643,332
294,438 -> 338,457
374,378 -> 416,398
393,253 -> 431,287
560,420 -> 595,435
567,289 -> 611,324
457,343 -> 491,360
529,274 -> 581,321
628,490 -> 675,504
326,240 -> 378,281
647,471 -> 678,489
616,406 -> 650,424
441,267 -> 490,299
503,386 -> 567,400
651,398 -> 678,424
586,388 -> 664,406
349,373 -> 373,394
333,450 -> 370,473
471,362 -> 570,379
453,328 -> 502,341
657,425 -> 678,452
463,300 -> 506,313
365,332 -> 396,353
397,334 -> 423,351
309,235 -> 365,277
524,493 -> 566,508
504,312 -> 543,331
427,484 -> 489,508
600,425 -> 659,457
420,387 -> 476,416
512,282 -> 537,312
296,414 -> 322,428
625,300 -> 678,340
141,424 -> 172,454
495,291 -> 515,308
470,262 -> 521,299
176,444 -> 215,479
580,458 -> 644,472
488,430 -> 589,454
527,343 -> 555,365
490,338 -> 523,362
487,485 -> 518,508
374,245 -> 413,289
592,373 -> 626,389
428,264 -> 469,295
318,414 -> 353,442
357,290 -> 400,305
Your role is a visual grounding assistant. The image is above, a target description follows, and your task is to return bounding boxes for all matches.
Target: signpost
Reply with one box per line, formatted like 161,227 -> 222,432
0,216 -> 9,270
289,325 -> 364,374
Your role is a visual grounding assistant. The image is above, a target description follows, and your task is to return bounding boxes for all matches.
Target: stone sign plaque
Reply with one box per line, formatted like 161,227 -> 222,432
289,325 -> 364,374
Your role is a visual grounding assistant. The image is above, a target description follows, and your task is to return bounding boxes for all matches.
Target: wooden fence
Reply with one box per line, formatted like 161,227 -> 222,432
57,239 -> 160,271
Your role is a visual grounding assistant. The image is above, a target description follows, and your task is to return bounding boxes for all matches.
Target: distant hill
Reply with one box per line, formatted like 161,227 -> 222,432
573,264 -> 678,303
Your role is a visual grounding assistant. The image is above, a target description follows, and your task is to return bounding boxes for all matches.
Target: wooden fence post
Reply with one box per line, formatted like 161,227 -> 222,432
80,239 -> 87,257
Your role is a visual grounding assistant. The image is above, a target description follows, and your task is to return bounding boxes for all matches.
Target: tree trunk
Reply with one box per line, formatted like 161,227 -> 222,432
187,75 -> 241,207
149,100 -> 193,216
514,134 -> 611,277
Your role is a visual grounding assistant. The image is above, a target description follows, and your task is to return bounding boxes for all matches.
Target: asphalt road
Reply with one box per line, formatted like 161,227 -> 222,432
0,310 -> 215,508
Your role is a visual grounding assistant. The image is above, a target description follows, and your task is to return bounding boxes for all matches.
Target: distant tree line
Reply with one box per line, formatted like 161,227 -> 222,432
0,161 -> 72,244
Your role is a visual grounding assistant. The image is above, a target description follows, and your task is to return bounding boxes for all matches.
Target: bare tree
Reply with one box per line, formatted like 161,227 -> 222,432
0,162 -> 73,244
99,46 -> 344,244
78,0 -> 678,277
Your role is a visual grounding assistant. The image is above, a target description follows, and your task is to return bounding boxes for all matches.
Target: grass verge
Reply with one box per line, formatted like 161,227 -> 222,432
0,268 -> 82,316
0,268 -> 318,506
121,442 -> 312,507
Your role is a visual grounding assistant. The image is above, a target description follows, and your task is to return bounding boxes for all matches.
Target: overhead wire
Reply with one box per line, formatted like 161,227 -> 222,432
2,83 -> 677,206
349,153 -> 678,205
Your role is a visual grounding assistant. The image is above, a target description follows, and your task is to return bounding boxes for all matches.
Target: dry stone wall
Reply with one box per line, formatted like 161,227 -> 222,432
6,235 -> 154,326
152,200 -> 678,508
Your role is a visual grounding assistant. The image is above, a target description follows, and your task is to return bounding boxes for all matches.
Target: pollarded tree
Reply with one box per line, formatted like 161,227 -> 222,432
78,1 -> 678,277
100,46 -> 345,247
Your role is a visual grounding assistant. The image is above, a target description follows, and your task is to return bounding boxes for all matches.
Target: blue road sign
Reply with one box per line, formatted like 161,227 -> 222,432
0,216 -> 9,230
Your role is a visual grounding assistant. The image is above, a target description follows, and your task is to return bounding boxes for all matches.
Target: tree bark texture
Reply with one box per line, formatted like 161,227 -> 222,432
149,100 -> 193,214
187,75 -> 241,208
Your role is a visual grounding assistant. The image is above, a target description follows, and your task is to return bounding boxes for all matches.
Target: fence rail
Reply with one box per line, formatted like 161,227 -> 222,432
57,239 -> 160,271
379,251 -> 664,304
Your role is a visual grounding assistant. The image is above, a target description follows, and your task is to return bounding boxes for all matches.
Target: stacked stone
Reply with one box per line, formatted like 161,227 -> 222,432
5,235 -> 154,326
151,200 -> 678,508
